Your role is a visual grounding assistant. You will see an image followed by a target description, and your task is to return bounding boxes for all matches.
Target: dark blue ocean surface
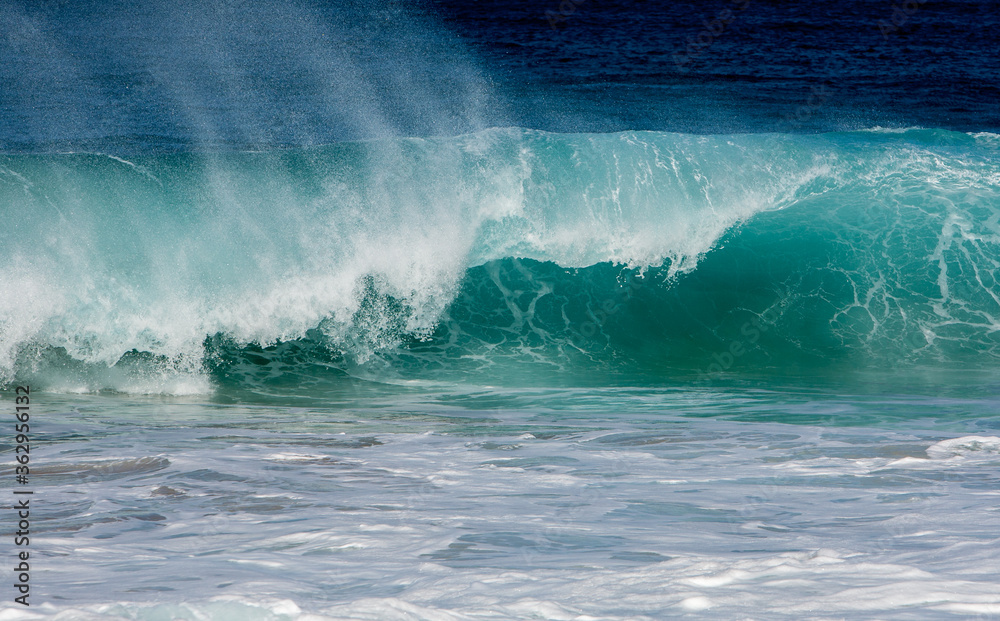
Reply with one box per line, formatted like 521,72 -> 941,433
1,0 -> 998,152
435,0 -> 1000,133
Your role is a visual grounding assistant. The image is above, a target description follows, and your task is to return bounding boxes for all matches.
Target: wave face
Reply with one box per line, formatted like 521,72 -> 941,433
2,128 -> 999,393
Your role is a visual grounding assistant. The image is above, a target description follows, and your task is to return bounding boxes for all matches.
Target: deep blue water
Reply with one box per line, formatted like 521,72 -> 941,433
2,0 -> 998,153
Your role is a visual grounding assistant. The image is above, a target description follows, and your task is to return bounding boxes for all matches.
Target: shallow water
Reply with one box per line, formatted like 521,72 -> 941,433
0,381 -> 994,619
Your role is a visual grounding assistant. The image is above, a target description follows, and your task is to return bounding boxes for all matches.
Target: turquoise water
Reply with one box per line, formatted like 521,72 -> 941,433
3,128 -> 999,394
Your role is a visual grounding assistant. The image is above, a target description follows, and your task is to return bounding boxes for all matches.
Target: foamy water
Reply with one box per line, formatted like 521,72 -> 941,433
4,387 -> 999,619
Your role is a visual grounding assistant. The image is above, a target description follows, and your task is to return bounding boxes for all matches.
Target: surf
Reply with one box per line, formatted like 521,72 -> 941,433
1,127 -> 998,393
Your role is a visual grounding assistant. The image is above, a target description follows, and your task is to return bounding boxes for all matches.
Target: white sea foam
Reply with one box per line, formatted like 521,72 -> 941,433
8,391 -> 999,619
926,435 -> 1000,459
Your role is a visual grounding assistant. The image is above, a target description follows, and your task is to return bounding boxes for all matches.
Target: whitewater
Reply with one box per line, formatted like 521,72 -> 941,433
3,127 -> 999,394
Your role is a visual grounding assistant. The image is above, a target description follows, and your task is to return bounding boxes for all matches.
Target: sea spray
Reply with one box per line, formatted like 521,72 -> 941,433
2,127 -> 998,392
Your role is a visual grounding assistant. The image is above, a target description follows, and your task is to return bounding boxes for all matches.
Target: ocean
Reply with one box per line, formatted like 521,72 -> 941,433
2,0 -> 999,618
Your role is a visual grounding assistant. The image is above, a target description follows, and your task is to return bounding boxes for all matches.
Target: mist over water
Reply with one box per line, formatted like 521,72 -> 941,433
0,0 -> 502,392
0,0 -> 503,151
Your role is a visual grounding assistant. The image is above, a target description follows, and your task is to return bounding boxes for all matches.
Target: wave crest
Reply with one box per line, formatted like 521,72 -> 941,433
2,128 -> 998,392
